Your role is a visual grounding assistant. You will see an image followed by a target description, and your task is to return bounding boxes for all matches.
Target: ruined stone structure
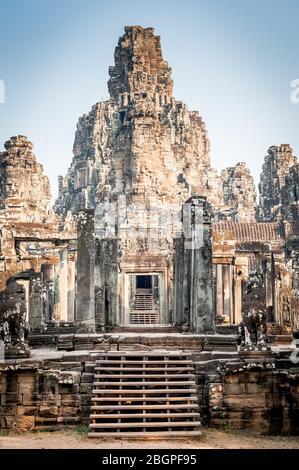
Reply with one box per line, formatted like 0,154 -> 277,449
258,144 -> 299,223
55,27 -> 214,217
219,162 -> 257,222
2,28 -> 298,335
0,281 -> 30,358
0,136 -> 76,332
55,26 -> 222,331
1,26 -> 299,437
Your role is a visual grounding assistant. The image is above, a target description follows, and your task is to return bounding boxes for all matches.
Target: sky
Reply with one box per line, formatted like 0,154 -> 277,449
1,0 -> 299,200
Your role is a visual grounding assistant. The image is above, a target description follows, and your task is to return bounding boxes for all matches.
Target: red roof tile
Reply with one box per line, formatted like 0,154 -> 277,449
213,222 -> 283,242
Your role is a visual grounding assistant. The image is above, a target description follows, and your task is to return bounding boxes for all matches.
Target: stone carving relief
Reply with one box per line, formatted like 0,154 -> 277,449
0,281 -> 30,358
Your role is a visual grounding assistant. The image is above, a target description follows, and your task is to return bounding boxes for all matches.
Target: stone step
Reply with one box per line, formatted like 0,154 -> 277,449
89,421 -> 201,429
94,374 -> 195,379
90,412 -> 200,419
88,430 -> 201,438
94,367 -> 194,372
88,352 -> 200,438
92,388 -> 197,395
91,396 -> 198,402
95,360 -> 193,365
92,380 -> 194,386
90,404 -> 199,411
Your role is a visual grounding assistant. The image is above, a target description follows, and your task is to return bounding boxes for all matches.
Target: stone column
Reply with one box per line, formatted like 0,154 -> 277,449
265,255 -> 275,321
67,252 -> 76,322
173,233 -> 190,329
234,268 -> 242,324
216,264 -> 224,318
187,196 -> 215,333
76,210 -> 95,332
173,197 -> 215,333
29,274 -> 43,330
223,265 -> 231,319
58,248 -> 68,322
94,238 -> 119,331
234,257 -> 248,324
41,264 -> 55,322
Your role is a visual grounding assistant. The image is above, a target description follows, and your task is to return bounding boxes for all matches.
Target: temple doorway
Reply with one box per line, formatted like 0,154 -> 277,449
129,274 -> 160,324
136,274 -> 152,289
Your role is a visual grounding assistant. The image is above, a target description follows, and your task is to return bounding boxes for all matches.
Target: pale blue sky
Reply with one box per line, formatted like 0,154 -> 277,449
1,0 -> 299,199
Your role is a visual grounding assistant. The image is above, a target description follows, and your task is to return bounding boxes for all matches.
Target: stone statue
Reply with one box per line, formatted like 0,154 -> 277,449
239,307 -> 268,349
0,281 -> 30,358
281,294 -> 291,324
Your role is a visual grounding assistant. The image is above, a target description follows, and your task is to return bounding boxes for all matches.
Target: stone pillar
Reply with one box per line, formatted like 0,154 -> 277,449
41,264 -> 55,322
173,234 -> 190,329
265,255 -> 275,321
173,196 -> 215,333
16,279 -> 30,323
29,274 -> 43,330
223,265 -> 231,319
216,264 -> 224,318
94,238 -> 119,331
234,257 -> 248,324
76,210 -> 95,332
234,269 -> 242,324
67,252 -> 76,322
188,197 -> 214,333
58,248 -> 68,322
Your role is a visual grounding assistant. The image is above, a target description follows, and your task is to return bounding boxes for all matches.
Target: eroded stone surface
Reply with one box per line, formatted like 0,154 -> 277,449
218,162 -> 257,222
258,144 -> 299,223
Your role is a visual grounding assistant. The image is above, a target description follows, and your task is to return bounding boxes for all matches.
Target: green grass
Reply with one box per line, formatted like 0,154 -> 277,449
75,424 -> 89,436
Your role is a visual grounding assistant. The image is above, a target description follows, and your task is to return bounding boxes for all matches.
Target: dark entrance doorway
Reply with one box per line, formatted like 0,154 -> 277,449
136,275 -> 152,289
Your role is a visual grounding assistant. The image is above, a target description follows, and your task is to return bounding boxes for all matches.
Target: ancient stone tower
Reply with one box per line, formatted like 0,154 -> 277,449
258,144 -> 299,223
55,26 -> 219,331
0,136 -> 53,222
55,26 -> 215,217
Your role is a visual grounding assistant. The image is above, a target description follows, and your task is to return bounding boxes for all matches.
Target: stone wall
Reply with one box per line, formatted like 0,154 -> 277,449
1,351 -> 298,434
0,356 -> 95,430
205,363 -> 299,435
258,145 -> 299,223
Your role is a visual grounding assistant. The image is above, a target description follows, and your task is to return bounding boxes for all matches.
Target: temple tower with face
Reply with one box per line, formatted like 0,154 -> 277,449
55,26 -> 216,332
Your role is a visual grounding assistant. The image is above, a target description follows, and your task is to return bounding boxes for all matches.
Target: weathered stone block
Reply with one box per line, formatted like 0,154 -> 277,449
246,383 -> 263,394
1,393 -> 23,405
41,394 -> 61,406
38,405 -> 59,417
22,392 -> 42,406
79,383 -> 93,394
81,373 -> 94,383
223,374 -> 241,384
58,371 -> 81,385
17,405 -> 37,416
223,393 -> 266,409
61,394 -> 80,405
84,362 -> 96,373
223,383 -> 246,395
17,415 -> 35,431
59,405 -> 80,416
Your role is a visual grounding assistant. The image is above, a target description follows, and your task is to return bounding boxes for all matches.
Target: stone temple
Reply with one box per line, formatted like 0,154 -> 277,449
0,26 -> 299,437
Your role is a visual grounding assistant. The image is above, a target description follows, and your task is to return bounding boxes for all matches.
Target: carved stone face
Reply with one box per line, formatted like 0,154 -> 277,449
4,282 -> 26,302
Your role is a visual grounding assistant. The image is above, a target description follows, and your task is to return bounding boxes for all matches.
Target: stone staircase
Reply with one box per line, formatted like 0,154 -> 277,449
130,289 -> 160,324
88,352 -> 201,438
